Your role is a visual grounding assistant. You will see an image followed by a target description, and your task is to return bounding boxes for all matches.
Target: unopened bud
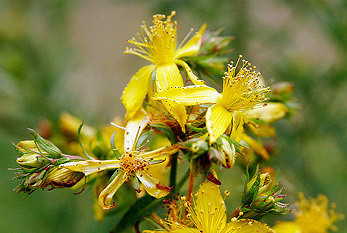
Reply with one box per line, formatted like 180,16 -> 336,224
16,154 -> 46,168
43,167 -> 84,189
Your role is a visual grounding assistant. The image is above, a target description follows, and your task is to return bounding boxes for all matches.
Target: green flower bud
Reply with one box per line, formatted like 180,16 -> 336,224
185,138 -> 209,156
11,130 -> 85,195
239,166 -> 290,220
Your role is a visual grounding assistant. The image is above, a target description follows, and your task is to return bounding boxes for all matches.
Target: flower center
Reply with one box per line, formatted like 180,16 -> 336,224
125,11 -> 178,65
220,56 -> 270,113
119,153 -> 149,176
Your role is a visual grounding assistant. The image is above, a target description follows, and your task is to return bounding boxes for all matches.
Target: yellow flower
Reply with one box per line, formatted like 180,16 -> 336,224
273,193 -> 343,233
61,110 -> 181,209
144,181 -> 274,233
153,56 -> 270,143
121,11 -> 206,129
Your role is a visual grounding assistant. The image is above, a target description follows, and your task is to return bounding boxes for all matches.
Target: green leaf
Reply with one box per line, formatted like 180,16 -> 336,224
136,129 -> 154,149
151,123 -> 177,143
77,122 -> 94,160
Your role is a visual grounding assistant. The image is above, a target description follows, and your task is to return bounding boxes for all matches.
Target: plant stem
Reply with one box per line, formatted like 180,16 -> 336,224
169,152 -> 178,194
187,172 -> 194,202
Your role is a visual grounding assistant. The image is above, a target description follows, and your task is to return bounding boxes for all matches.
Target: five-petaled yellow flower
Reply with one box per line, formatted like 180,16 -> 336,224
153,56 -> 270,143
61,110 -> 181,209
121,11 -> 206,129
144,180 -> 274,233
273,193 -> 343,233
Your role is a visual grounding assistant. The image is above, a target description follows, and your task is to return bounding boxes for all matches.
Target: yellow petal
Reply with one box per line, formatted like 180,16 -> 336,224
155,63 -> 183,91
189,181 -> 227,232
153,85 -> 220,105
171,229 -> 200,233
272,221 -> 301,233
155,63 -> 188,130
136,171 -> 170,198
175,23 -> 207,59
244,102 -> 288,123
124,108 -> 149,152
243,134 -> 270,160
206,104 -> 232,144
162,100 -> 188,132
98,171 -> 127,209
229,111 -> 244,142
121,65 -> 156,120
175,60 -> 205,85
144,230 -> 199,233
222,219 -> 274,233
140,144 -> 182,159
60,160 -> 120,176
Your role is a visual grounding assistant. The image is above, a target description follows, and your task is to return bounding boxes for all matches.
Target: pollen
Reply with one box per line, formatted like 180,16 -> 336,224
119,153 -> 149,176
220,56 -> 271,113
124,11 -> 178,65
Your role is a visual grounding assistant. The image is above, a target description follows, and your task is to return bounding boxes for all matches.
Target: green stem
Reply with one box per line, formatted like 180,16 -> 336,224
176,168 -> 190,192
169,152 -> 178,194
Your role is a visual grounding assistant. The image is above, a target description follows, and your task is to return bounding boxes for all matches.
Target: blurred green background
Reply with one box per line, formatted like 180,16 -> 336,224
0,0 -> 346,232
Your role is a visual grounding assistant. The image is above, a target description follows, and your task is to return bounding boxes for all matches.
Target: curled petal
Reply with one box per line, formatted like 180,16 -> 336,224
121,65 -> 156,120
140,144 -> 182,159
124,108 -> 149,152
60,160 -> 120,176
98,171 -> 127,209
136,171 -> 170,198
175,60 -> 205,85
206,104 -> 232,144
153,85 -> 221,106
222,219 -> 274,233
162,99 -> 188,132
175,23 -> 206,59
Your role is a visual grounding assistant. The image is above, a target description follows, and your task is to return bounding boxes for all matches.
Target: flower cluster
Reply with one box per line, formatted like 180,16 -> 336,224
9,11 -> 341,233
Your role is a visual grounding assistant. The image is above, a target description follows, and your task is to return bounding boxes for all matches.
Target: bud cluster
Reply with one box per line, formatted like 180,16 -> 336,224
183,134 -> 241,175
11,129 -> 84,194
239,166 -> 290,220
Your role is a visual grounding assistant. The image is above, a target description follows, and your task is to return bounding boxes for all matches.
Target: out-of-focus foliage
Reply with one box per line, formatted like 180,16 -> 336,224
1,0 -> 346,233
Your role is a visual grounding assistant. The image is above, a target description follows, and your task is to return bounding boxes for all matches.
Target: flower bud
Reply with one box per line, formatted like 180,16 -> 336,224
271,82 -> 294,95
60,112 -> 95,139
11,130 -> 85,194
245,102 -> 288,124
42,167 -> 84,189
219,137 -> 236,168
16,153 -> 47,168
246,172 -> 271,193
240,166 -> 289,219
185,138 -> 209,156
